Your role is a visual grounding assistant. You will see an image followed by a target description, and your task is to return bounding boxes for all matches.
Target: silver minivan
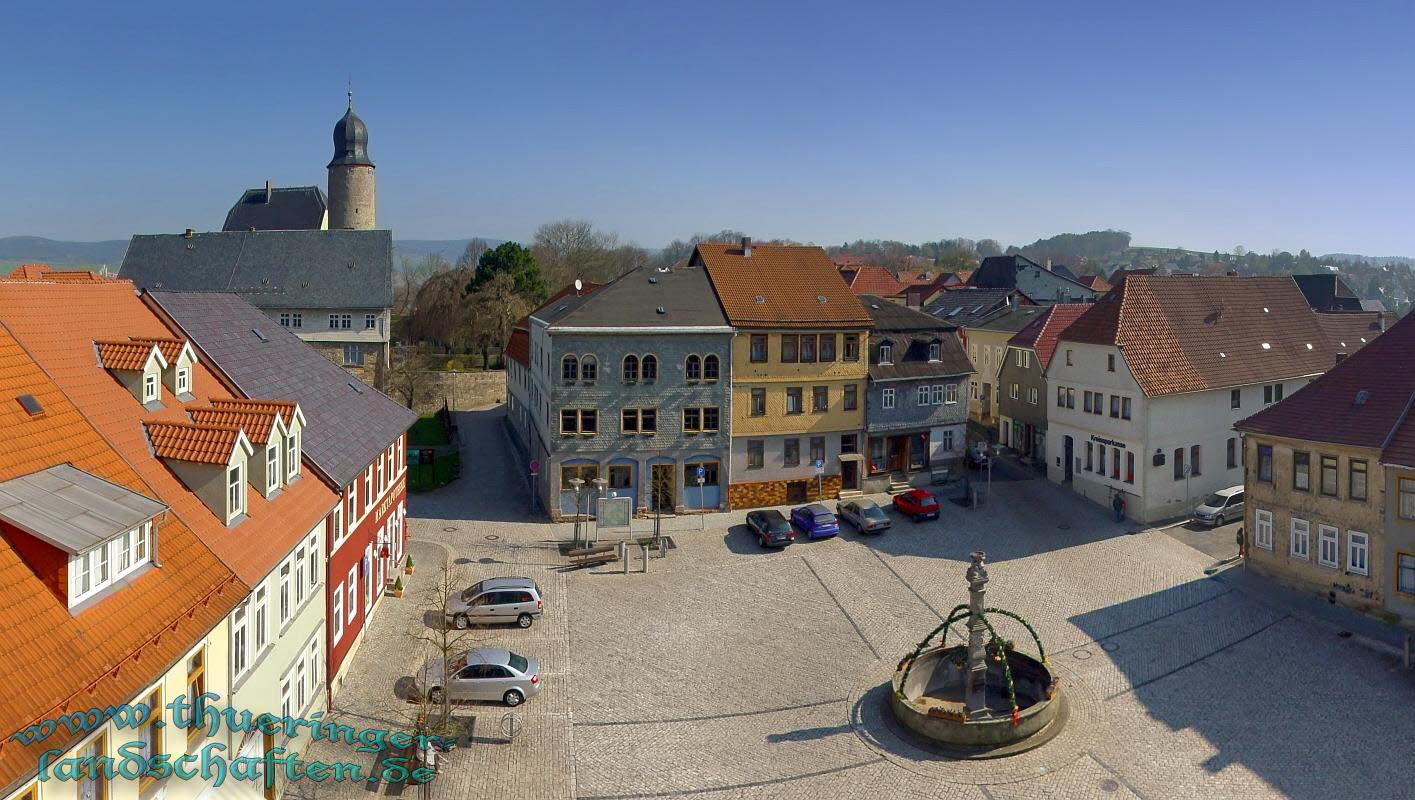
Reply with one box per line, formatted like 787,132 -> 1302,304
445,577 -> 544,629
1194,486 -> 1244,527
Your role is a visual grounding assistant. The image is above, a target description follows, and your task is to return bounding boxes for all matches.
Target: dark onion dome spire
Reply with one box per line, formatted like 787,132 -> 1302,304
329,94 -> 374,168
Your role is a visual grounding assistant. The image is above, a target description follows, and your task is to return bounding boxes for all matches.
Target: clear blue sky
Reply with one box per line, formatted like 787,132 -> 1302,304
4,0 -> 1414,255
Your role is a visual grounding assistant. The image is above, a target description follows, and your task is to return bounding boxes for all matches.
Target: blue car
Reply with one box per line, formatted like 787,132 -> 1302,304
790,503 -> 840,540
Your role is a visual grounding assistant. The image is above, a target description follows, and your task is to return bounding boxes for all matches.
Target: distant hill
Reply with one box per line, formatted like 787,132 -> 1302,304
0,236 -> 128,269
0,235 -> 506,273
1320,253 -> 1414,267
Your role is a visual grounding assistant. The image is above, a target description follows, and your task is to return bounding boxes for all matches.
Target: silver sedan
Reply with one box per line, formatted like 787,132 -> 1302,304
836,498 -> 892,533
420,648 -> 542,707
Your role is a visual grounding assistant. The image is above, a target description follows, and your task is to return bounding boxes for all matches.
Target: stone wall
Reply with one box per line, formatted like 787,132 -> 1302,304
311,342 -> 380,386
410,369 -> 507,415
729,475 -> 842,510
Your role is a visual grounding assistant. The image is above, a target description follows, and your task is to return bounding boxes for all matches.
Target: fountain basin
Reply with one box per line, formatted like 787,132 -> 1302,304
891,644 -> 1061,749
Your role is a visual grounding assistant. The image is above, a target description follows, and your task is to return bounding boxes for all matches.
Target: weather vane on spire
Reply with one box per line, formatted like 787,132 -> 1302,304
347,75 -> 353,110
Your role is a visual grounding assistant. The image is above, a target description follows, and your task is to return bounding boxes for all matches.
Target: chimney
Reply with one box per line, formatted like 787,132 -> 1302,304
184,228 -> 194,239
265,180 -> 273,203
1045,258 -> 1052,270
1226,270 -> 1238,276
741,236 -> 753,258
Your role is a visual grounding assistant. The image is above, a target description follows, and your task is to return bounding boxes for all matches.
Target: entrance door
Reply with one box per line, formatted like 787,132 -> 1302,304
1063,436 -> 1074,481
650,464 -> 675,512
887,436 -> 908,473
841,459 -> 859,491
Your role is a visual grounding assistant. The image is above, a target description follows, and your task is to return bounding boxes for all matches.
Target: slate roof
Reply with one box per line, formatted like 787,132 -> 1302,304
0,464 -> 167,555
1007,303 -> 1091,369
0,323 -> 239,792
535,265 -> 728,329
145,290 -> 415,488
923,288 -> 1031,328
120,229 -> 393,310
694,243 -> 872,328
0,277 -> 337,587
1292,273 -> 1363,312
859,295 -> 956,331
840,265 -> 905,296
972,305 -> 1051,333
1060,275 -> 1378,397
862,295 -> 973,383
222,186 -> 328,232
1236,311 -> 1415,466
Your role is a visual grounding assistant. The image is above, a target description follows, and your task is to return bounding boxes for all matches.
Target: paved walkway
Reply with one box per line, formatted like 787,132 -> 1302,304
291,406 -> 1415,800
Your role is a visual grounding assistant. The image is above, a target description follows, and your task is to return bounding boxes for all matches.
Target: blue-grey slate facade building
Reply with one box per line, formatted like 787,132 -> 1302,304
969,255 -> 1097,304
520,264 -> 734,519
859,296 -> 974,490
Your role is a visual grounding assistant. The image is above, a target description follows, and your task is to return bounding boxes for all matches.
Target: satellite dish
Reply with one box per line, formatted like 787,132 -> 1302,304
574,279 -> 583,292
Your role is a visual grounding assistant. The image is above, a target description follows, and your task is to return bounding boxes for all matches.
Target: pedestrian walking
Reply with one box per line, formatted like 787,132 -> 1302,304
1112,492 -> 1125,522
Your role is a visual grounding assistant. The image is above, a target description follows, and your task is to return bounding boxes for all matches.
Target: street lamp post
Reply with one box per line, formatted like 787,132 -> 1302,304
568,477 -> 584,547
591,478 -> 607,546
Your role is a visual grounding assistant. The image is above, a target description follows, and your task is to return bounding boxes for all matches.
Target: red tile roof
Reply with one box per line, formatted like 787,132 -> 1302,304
95,340 -> 162,371
0,279 -> 337,587
146,422 -> 245,464
505,328 -> 530,368
1060,276 -> 1375,397
841,265 -> 905,296
6,264 -> 109,283
1007,303 -> 1091,370
210,398 -> 297,427
0,324 -> 239,791
1077,274 -> 1111,291
187,407 -> 281,444
1237,311 -> 1415,466
695,244 -> 872,328
128,336 -> 188,363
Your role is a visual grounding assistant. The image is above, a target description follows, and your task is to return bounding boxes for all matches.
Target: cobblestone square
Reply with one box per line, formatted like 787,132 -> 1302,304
291,410 -> 1415,800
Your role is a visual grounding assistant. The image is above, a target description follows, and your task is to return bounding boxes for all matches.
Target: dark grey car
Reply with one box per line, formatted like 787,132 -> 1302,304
444,577 -> 544,629
836,499 -> 891,533
745,509 -> 795,548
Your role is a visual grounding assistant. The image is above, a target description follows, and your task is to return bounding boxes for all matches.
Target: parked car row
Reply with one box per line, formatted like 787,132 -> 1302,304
427,575 -> 550,707
744,490 -> 945,549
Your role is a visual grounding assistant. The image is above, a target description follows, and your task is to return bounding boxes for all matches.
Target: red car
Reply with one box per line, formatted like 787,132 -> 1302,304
892,488 -> 940,522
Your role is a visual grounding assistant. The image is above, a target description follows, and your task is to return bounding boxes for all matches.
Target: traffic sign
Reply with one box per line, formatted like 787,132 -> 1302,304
695,465 -> 706,481
529,458 -> 540,475
812,459 -> 825,474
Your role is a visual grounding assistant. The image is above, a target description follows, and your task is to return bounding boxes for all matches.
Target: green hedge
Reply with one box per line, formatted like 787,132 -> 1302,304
408,452 -> 460,492
408,415 -> 450,446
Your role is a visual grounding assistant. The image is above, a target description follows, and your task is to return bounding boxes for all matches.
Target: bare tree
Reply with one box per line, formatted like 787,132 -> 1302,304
387,344 -> 440,412
404,561 -> 479,751
468,271 -> 527,368
407,268 -> 474,350
396,254 -> 452,321
456,238 -> 492,270
532,219 -> 649,286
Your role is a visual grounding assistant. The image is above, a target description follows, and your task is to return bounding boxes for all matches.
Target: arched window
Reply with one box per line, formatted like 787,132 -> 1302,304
581,355 -> 598,383
703,354 -> 720,380
622,354 -> 639,382
561,355 -> 579,383
642,354 -> 658,382
685,354 -> 702,381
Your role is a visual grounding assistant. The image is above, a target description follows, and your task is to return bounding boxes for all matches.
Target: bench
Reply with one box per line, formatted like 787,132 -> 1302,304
567,544 -> 618,567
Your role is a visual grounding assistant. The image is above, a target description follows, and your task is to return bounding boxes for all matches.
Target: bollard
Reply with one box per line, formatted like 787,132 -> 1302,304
640,543 -> 650,573
620,541 -> 629,574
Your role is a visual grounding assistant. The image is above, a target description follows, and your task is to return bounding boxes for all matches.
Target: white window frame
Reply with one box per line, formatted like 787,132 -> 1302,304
286,428 -> 300,481
1253,510 -> 1273,551
1028,387 -> 1039,405
945,383 -> 958,404
928,342 -> 941,362
916,385 -> 930,406
882,388 -> 895,409
1317,524 -> 1339,568
253,585 -> 268,655
1347,531 -> 1369,576
332,585 -> 344,641
931,384 -> 944,405
1290,517 -> 1310,560
879,343 -> 892,364
266,445 -> 280,492
278,562 -> 291,626
294,546 -> 306,606
291,312 -> 302,329
227,462 -> 245,520
176,367 -> 191,395
231,600 -> 249,678
143,371 -> 159,403
346,568 -> 358,625
365,313 -> 377,330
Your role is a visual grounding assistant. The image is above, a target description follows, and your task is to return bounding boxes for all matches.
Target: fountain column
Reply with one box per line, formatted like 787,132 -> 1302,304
963,551 -> 990,719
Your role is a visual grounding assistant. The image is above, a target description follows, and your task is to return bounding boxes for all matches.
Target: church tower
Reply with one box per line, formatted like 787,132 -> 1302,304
327,92 -> 376,230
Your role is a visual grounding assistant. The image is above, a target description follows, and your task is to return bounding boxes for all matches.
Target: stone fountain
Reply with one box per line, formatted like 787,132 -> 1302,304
890,551 -> 1063,753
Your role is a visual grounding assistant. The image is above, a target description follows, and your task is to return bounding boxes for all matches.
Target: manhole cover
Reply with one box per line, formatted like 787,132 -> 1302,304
1057,524 -> 1071,530
1072,648 -> 1093,660
442,526 -> 457,533
1100,778 -> 1119,792
485,534 -> 500,542
1100,642 -> 1119,652
1337,630 -> 1352,639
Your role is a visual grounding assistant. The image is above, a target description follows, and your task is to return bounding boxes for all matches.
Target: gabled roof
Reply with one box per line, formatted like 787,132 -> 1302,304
1236,312 -> 1415,466
146,422 -> 251,465
1007,303 -> 1091,369
0,324 -> 238,791
1061,275 -> 1376,397
222,185 -> 328,232
1292,273 -> 1363,312
535,265 -> 728,329
694,243 -> 872,328
210,397 -> 298,426
121,229 -> 393,310
505,328 -> 530,368
0,464 -> 167,554
128,336 -> 191,364
841,265 -> 905,296
922,287 -> 1032,328
96,340 -> 166,372
0,278 -> 337,586
973,305 -> 1050,334
144,291 -> 415,488
1077,274 -> 1111,291
188,405 -> 286,445
858,295 -> 956,331
7,264 -> 108,282
860,296 -> 973,381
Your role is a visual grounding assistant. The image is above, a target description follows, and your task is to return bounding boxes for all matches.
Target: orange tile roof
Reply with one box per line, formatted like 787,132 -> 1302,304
695,243 -> 872,328
506,328 -> 530,368
128,336 -> 187,363
1060,276 -> 1375,397
1007,303 -> 1091,369
188,407 -> 280,444
6,264 -> 110,283
0,278 -> 337,587
1077,274 -> 1111,291
842,265 -> 905,296
210,398 -> 297,427
95,339 -> 161,371
0,324 -> 239,792
147,422 -> 246,463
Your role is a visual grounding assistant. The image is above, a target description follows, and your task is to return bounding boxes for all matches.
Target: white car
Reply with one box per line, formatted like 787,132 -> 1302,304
1193,486 -> 1244,527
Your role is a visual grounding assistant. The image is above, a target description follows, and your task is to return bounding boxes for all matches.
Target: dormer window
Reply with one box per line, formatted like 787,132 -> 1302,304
286,426 -> 300,481
928,343 -> 941,362
879,342 -> 893,365
266,445 -> 280,492
143,372 -> 159,403
228,463 -> 246,519
176,367 -> 191,395
69,521 -> 153,607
